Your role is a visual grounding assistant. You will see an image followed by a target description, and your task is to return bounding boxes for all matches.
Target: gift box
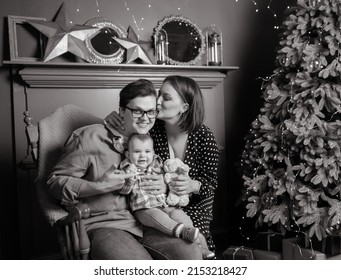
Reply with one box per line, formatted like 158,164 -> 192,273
255,231 -> 283,252
292,243 -> 326,260
282,238 -> 296,260
283,237 -> 341,260
253,249 -> 282,260
283,237 -> 326,260
327,254 -> 341,260
223,246 -> 255,260
298,234 -> 341,257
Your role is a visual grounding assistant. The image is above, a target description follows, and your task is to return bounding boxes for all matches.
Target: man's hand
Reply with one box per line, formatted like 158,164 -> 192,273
99,165 -> 135,193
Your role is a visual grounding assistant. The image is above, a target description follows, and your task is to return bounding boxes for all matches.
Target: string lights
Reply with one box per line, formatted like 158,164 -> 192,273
71,0 -> 293,32
124,1 -> 151,37
235,0 -> 292,29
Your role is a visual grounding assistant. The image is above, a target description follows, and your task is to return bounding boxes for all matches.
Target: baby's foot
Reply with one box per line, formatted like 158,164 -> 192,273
202,248 -> 215,260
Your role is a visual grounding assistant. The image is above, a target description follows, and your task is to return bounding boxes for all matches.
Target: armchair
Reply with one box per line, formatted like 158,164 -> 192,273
24,103 -> 204,260
25,104 -> 102,259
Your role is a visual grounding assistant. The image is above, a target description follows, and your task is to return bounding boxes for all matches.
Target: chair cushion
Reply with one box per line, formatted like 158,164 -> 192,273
36,104 -> 102,225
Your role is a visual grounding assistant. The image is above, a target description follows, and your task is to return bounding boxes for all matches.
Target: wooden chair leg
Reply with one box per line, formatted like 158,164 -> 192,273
71,222 -> 80,259
64,225 -> 74,259
56,205 -> 91,259
78,219 -> 90,259
56,226 -> 68,259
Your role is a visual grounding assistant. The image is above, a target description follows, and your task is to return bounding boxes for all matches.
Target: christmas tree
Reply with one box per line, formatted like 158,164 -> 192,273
240,0 -> 341,241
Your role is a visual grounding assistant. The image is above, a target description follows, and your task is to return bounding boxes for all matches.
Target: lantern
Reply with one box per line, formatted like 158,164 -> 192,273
206,25 -> 223,66
155,29 -> 168,65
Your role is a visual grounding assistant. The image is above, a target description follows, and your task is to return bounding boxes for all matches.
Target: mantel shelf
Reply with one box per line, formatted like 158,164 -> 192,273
3,61 -> 238,89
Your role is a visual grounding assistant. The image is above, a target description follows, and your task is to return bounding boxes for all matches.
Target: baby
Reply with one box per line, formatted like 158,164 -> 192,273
117,133 -> 214,259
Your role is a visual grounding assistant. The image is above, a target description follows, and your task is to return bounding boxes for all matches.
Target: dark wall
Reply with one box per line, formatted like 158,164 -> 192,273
223,1 -> 295,246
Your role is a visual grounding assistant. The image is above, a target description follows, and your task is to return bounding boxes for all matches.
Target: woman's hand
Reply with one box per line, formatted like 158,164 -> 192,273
168,174 -> 199,195
104,111 -> 125,131
139,174 -> 167,195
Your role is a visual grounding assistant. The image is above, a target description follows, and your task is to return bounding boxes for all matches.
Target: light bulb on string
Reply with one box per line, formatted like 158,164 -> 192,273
95,0 -> 100,13
174,0 -> 190,14
124,1 -> 129,11
284,0 -> 291,9
76,0 -> 80,12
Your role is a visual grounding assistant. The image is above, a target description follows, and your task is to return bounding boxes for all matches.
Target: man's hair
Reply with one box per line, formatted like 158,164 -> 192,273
163,75 -> 205,133
119,79 -> 157,108
127,133 -> 154,150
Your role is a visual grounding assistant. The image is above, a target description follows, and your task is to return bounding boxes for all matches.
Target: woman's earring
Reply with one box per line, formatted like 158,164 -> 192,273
182,103 -> 189,113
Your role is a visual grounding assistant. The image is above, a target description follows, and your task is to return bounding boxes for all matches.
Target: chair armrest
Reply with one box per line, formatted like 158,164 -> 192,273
56,205 -> 91,259
57,204 -> 91,225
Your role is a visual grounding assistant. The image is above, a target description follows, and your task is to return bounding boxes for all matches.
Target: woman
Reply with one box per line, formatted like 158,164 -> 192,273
107,75 -> 219,253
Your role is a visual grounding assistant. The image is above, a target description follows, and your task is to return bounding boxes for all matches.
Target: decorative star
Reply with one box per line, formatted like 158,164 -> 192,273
27,3 -> 98,62
114,26 -> 153,64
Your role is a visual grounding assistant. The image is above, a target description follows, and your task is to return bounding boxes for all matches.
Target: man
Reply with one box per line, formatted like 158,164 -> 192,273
47,79 -> 202,259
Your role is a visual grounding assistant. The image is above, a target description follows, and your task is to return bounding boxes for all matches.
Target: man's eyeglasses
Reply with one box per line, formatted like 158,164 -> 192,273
124,106 -> 158,119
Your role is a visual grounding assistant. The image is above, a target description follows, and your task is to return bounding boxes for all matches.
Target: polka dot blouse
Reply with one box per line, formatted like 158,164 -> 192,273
149,120 -> 219,252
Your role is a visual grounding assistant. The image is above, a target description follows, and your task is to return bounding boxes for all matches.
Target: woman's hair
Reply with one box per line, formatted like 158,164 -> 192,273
163,75 -> 205,133
119,79 -> 157,108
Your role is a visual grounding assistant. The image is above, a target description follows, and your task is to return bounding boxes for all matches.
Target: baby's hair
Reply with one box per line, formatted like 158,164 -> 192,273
127,133 -> 154,148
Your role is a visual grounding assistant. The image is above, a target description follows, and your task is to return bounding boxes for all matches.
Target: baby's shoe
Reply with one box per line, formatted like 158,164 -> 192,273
180,227 -> 199,242
202,248 -> 215,260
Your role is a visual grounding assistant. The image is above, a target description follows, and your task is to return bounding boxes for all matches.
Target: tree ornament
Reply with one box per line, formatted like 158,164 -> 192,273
261,192 -> 277,208
326,218 -> 341,236
308,57 -> 322,72
308,0 -> 323,9
278,55 -> 288,67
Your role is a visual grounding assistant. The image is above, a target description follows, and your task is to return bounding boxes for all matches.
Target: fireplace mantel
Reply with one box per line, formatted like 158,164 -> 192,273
4,61 -> 238,89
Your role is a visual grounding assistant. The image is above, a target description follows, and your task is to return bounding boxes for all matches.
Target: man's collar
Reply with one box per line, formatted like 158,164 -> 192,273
104,120 -> 128,154
103,120 -> 126,139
